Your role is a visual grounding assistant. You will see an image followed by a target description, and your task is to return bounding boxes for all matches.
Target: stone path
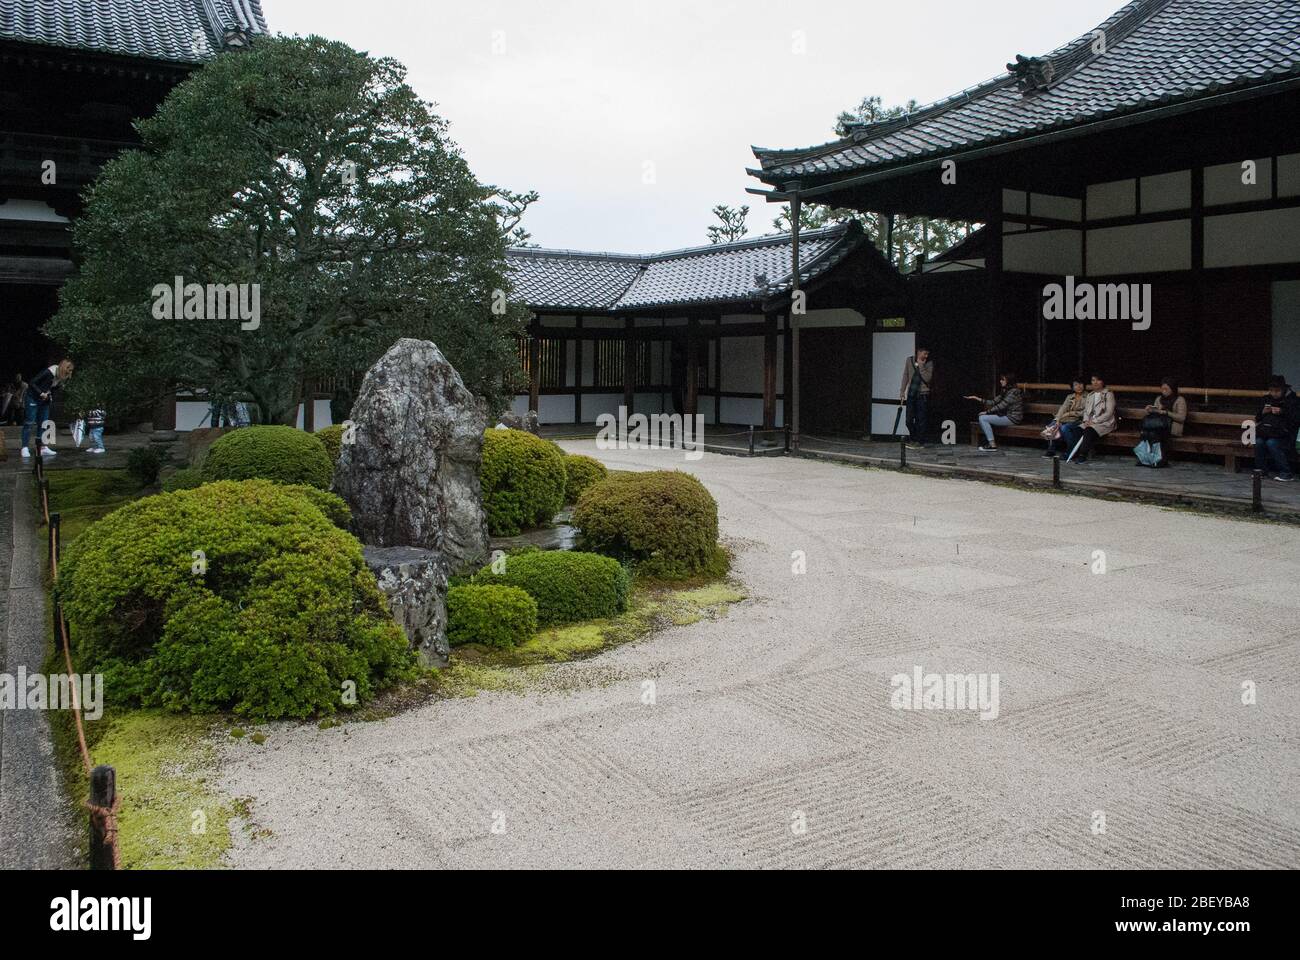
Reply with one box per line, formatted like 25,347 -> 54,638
220,442 -> 1300,869
0,468 -> 79,869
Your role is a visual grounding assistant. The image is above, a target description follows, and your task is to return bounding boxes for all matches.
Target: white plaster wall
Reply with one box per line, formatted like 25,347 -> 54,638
1204,208 -> 1300,268
1087,220 -> 1192,275
1003,228 -> 1083,275
1273,280 -> 1300,388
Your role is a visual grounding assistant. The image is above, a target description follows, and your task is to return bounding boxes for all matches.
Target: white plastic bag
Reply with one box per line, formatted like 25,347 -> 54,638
71,418 -> 86,448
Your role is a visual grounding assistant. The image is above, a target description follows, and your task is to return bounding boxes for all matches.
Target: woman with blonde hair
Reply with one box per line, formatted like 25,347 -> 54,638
21,358 -> 74,458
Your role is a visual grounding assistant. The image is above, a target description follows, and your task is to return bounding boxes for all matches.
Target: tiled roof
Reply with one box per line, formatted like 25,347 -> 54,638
752,0 -> 1300,185
507,222 -> 887,312
0,0 -> 269,64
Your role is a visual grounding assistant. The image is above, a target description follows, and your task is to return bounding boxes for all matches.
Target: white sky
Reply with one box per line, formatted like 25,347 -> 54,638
263,0 -> 1124,253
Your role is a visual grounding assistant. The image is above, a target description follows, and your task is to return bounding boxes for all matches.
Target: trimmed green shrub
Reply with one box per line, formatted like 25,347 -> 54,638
57,480 -> 415,719
283,484 -> 351,529
200,425 -> 332,490
447,584 -> 538,649
316,423 -> 345,466
563,454 -> 607,504
474,550 -> 627,626
126,446 -> 165,487
573,471 -> 723,580
161,467 -> 203,492
480,429 -> 566,536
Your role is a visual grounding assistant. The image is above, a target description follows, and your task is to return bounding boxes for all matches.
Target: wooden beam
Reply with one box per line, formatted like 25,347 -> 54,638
762,312 -> 777,429
527,324 -> 540,413
574,315 -> 583,424
686,316 -> 700,417
623,316 -> 635,414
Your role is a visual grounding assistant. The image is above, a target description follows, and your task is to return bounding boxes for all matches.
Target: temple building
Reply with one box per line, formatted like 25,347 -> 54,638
0,0 -> 269,390
747,0 -> 1300,436
506,221 -> 906,435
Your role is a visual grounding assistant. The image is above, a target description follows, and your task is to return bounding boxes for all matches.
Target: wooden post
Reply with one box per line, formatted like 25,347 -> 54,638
574,315 -> 584,424
1253,470 -> 1263,513
89,765 -> 117,870
48,512 -> 60,573
762,312 -> 777,430
303,379 -> 316,432
788,188 -> 803,449
686,318 -> 699,417
528,324 -> 541,414
623,317 -> 635,415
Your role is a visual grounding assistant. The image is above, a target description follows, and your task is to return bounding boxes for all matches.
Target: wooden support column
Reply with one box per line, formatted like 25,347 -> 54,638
782,314 -> 793,431
788,186 -> 803,445
527,321 -> 541,413
762,311 -> 778,429
713,315 -> 722,425
574,315 -> 583,424
303,378 -> 316,432
623,316 -> 635,414
686,316 -> 700,417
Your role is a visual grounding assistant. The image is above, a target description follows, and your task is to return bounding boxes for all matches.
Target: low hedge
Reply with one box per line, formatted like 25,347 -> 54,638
161,467 -> 203,492
283,484 -> 351,529
200,425 -> 333,490
573,471 -> 723,580
563,454 -> 607,504
316,423 -> 345,466
56,479 -> 415,719
480,429 -> 567,536
473,550 -> 627,626
447,584 -> 538,649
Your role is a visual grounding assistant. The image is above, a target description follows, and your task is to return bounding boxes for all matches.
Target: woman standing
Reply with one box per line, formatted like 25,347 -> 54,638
1069,374 -> 1116,464
21,358 -> 74,458
966,373 -> 1024,452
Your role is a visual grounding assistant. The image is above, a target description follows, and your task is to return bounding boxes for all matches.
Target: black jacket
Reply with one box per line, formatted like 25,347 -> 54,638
1257,389 -> 1300,442
25,365 -> 64,403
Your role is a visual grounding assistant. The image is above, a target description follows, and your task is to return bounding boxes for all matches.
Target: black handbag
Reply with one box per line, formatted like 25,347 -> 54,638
1140,412 -> 1171,443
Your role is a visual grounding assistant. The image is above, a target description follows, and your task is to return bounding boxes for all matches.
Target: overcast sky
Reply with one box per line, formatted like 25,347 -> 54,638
264,0 -> 1123,253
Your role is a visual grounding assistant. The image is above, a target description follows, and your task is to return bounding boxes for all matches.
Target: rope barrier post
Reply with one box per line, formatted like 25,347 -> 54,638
784,423 -> 791,454
1053,456 -> 1061,489
748,425 -> 755,457
89,765 -> 118,870
1252,470 -> 1263,514
900,440 -> 907,471
49,512 -> 60,572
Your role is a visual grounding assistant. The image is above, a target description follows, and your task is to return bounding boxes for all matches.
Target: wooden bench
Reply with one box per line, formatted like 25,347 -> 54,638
970,402 -> 1259,472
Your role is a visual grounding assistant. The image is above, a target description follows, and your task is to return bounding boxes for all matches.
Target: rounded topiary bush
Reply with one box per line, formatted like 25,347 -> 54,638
162,467 -> 203,492
316,423 -> 345,466
200,425 -> 333,490
283,484 -> 351,529
480,429 -> 567,536
56,480 -> 415,719
563,454 -> 608,504
474,550 -> 627,626
573,471 -> 724,580
447,584 -> 538,649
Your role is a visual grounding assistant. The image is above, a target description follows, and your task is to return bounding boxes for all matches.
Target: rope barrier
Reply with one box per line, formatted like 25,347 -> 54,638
47,500 -> 119,869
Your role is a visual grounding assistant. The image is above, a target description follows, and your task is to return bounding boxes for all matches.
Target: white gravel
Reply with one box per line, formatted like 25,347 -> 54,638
220,443 -> 1300,869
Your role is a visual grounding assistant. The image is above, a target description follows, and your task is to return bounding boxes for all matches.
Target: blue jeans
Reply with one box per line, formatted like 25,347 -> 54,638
1256,436 -> 1294,477
979,413 -> 1014,445
21,395 -> 49,450
88,426 -> 105,451
1054,421 -> 1083,457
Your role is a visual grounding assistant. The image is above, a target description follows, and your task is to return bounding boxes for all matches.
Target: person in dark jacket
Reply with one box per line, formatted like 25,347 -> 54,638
899,346 -> 934,448
21,359 -> 74,458
966,373 -> 1024,452
1255,375 -> 1299,482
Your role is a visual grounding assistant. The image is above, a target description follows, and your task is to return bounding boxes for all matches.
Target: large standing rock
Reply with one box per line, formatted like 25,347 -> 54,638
333,338 -> 489,572
364,547 -> 449,667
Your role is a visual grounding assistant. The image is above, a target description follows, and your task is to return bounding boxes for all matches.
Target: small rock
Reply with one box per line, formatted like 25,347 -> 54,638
364,545 -> 449,668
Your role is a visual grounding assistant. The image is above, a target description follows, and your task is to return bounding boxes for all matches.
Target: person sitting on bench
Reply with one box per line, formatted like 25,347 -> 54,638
1045,376 -> 1087,459
1069,374 -> 1116,464
1255,375 -> 1299,483
1135,377 -> 1187,468
966,372 -> 1024,452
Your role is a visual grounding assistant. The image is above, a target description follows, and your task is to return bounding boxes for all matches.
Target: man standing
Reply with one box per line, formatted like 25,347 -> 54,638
1255,375 -> 1299,482
899,346 -> 933,448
